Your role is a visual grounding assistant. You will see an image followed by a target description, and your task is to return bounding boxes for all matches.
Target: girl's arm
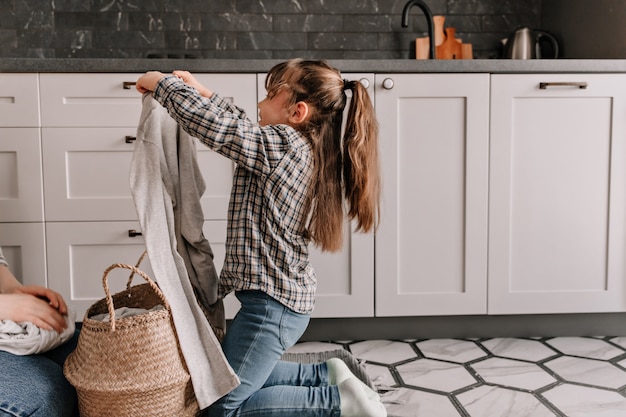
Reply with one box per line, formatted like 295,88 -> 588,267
137,71 -> 250,121
138,72 -> 295,176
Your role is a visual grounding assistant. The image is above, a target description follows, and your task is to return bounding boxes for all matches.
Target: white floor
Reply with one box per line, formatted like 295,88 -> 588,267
287,337 -> 626,417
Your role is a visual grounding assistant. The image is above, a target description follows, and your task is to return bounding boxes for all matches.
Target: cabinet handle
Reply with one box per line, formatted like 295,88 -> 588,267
128,229 -> 143,237
539,82 -> 588,90
382,78 -> 394,90
122,81 -> 137,90
125,135 -> 136,143
359,78 -> 371,89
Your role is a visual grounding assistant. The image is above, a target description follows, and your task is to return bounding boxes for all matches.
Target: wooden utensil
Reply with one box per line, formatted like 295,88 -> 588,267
437,27 -> 463,59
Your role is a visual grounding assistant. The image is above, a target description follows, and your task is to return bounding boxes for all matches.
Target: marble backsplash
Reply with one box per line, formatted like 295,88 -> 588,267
0,0 -> 542,60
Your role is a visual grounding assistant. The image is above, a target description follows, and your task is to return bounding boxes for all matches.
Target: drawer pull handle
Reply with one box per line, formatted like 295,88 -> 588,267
128,229 -> 143,237
125,136 -> 136,143
539,82 -> 588,90
122,81 -> 137,90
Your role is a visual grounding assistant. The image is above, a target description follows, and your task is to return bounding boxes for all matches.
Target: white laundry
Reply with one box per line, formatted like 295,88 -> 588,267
0,309 -> 76,356
90,305 -> 165,322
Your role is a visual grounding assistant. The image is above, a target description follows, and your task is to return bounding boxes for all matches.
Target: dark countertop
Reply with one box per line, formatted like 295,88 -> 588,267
2,58 -> 626,73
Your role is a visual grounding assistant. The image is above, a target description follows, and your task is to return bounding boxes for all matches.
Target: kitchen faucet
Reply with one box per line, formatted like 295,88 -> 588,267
401,0 -> 436,59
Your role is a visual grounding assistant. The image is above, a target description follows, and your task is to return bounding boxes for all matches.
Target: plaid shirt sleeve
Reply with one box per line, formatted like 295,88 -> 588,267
154,76 -> 288,177
152,75 -> 317,314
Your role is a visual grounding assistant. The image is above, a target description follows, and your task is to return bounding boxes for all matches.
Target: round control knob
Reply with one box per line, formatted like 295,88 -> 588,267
382,78 -> 394,90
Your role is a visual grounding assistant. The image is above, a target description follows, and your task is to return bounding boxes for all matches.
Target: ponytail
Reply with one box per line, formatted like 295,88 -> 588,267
342,80 -> 380,234
267,59 -> 380,252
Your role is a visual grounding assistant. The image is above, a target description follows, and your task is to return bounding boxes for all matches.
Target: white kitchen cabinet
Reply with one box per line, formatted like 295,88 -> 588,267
0,74 -> 40,127
375,73 -> 490,317
39,73 -> 142,127
254,73 -> 376,318
0,74 -> 44,222
0,128 -> 44,222
40,73 -> 257,319
489,74 -> 626,314
40,73 -> 256,222
45,221 -> 154,319
42,127 -> 139,221
0,75 -> 46,288
0,223 -> 47,287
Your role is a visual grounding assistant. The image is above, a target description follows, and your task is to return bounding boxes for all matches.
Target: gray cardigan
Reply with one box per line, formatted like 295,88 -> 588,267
130,94 -> 239,409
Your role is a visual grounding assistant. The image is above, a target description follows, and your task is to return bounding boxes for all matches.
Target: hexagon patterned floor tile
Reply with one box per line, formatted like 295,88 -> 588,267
320,336 -> 626,416
544,356 -> 626,389
542,383 -> 626,417
457,385 -> 557,417
482,338 -> 558,362
349,340 -> 417,364
397,358 -> 478,392
471,357 -> 557,391
546,337 -> 625,360
416,339 -> 487,363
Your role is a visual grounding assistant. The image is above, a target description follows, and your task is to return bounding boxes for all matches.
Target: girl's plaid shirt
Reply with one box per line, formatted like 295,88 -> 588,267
154,76 -> 317,314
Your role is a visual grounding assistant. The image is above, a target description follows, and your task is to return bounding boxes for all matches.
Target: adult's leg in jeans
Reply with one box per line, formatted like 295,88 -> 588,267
0,351 -> 77,417
207,291 -> 341,417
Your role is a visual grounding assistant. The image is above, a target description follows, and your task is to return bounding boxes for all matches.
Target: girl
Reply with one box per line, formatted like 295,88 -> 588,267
136,59 -> 384,417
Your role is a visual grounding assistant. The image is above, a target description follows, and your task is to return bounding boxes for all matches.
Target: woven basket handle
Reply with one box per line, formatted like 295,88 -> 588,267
125,250 -> 149,291
101,262 -> 170,331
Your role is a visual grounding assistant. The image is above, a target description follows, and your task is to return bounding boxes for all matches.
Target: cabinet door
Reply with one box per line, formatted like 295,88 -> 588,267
489,74 -> 626,314
0,74 -> 40,127
0,223 -> 46,287
0,128 -> 44,222
375,74 -> 490,316
46,221 -> 153,320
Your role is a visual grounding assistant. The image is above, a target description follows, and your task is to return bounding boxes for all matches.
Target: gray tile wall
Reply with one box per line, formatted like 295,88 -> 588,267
0,0 -> 542,59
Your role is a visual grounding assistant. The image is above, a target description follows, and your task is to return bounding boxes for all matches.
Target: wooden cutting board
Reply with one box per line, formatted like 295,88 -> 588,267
437,28 -> 463,59
415,16 -> 473,60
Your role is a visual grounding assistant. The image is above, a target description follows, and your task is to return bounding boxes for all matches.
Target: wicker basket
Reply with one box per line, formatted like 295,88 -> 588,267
63,262 -> 199,417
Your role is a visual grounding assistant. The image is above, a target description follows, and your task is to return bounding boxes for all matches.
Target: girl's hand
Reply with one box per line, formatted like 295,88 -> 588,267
136,71 -> 166,94
0,288 -> 68,333
172,70 -> 214,98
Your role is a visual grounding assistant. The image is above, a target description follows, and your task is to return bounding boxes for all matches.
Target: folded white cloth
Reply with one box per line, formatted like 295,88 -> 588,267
0,309 -> 76,355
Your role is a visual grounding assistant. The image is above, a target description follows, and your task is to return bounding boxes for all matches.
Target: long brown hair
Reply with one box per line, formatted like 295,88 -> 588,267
265,59 -> 380,252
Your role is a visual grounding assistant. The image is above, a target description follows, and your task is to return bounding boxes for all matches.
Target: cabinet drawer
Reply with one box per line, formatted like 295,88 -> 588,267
40,73 -> 143,127
0,74 -> 40,127
46,220 -> 229,320
42,127 -> 232,221
46,221 -> 154,320
42,127 -> 138,221
0,128 -> 44,222
0,222 -> 46,287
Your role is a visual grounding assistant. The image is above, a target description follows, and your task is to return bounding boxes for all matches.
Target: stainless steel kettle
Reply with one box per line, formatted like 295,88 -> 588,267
502,27 -> 559,59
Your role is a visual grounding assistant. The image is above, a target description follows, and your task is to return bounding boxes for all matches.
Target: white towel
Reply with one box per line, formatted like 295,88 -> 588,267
0,309 -> 76,355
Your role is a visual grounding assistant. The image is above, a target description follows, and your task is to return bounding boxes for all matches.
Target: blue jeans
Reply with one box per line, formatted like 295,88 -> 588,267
0,331 -> 79,417
208,291 -> 341,417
